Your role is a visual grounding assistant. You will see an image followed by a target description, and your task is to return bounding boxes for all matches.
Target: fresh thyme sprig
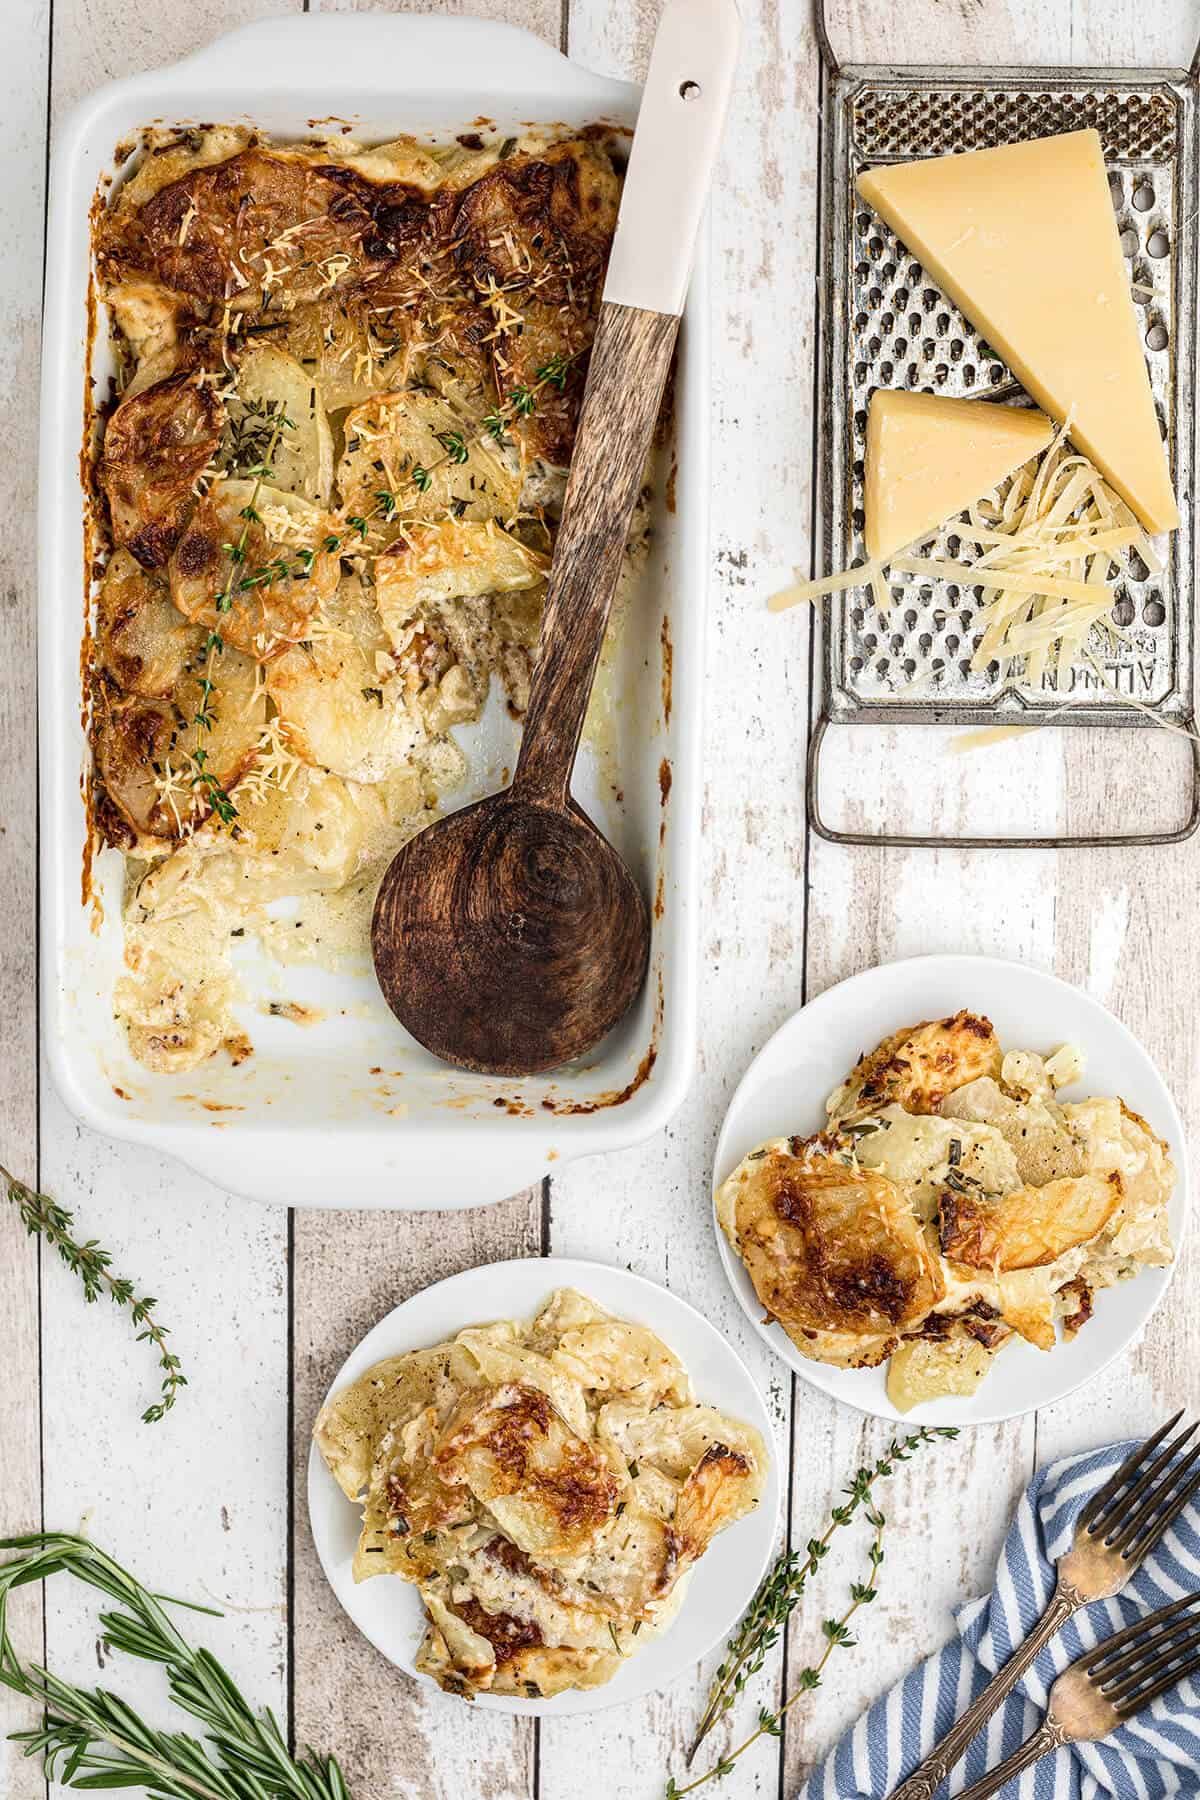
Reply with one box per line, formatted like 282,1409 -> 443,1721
188,403 -> 295,831
0,1533 -> 352,1799
175,348 -> 581,834
675,1427 -> 958,1792
3,1164 -> 185,1424
481,351 -> 576,446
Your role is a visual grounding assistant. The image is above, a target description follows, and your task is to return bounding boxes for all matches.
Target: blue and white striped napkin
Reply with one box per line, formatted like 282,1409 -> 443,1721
800,1441 -> 1200,1799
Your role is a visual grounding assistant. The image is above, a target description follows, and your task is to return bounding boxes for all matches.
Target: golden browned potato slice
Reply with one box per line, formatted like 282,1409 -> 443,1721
101,369 -> 224,569
449,141 -> 619,465
131,150 -> 376,308
716,1136 -> 943,1368
95,550 -> 203,698
313,1345 -> 458,1502
434,1382 -> 620,1558
597,1402 -> 766,1491
93,644 -> 266,841
169,481 -> 339,659
938,1171 -> 1123,1271
828,1011 -> 1003,1124
336,391 -> 520,546
674,1442 -> 760,1561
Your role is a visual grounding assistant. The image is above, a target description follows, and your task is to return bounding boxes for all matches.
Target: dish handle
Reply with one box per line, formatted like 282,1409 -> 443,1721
141,14 -> 600,100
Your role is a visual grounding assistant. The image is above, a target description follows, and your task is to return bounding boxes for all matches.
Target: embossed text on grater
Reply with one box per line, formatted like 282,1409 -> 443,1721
819,72 -> 1195,727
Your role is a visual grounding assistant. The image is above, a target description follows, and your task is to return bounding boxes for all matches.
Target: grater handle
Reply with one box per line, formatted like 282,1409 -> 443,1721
813,0 -> 1200,81
805,715 -> 1200,850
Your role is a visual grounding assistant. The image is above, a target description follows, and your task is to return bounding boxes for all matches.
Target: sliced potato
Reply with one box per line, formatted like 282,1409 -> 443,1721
227,345 -> 333,503
93,643 -> 265,841
136,764 -> 391,915
96,550 -> 203,698
169,480 -> 339,659
827,1011 -> 1003,1124
101,369 -> 225,569
282,299 -> 423,414
266,580 -> 424,783
106,279 -> 190,368
715,1136 -> 944,1370
336,390 -> 520,547
941,1077 -> 1086,1186
938,1171 -> 1124,1271
374,517 -> 547,649
886,1335 -> 997,1412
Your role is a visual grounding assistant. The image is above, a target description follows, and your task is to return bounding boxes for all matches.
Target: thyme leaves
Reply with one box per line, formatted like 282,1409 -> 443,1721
3,1165 -> 185,1425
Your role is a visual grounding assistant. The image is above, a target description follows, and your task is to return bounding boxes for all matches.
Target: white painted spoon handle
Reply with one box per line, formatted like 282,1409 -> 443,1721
602,0 -> 741,317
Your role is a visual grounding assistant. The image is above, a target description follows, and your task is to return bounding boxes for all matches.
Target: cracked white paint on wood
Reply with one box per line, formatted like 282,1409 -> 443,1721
2,4 -> 1195,1800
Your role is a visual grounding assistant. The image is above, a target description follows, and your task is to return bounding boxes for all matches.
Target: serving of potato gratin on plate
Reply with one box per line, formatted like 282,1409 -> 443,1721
313,1285 -> 768,1702
87,123 -> 634,1074
717,998 -> 1176,1416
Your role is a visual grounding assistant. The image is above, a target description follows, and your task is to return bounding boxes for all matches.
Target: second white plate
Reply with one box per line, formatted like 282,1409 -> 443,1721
712,954 -> 1187,1426
307,1256 -> 782,1715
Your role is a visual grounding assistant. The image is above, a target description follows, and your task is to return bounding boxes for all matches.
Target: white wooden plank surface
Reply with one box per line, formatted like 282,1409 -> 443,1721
2,5 -> 1196,1800
0,0 -> 48,1792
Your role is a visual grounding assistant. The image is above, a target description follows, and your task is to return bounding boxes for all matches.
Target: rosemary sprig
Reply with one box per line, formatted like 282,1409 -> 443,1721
678,1427 -> 957,1785
3,1164 -> 186,1424
0,1533 -> 351,1799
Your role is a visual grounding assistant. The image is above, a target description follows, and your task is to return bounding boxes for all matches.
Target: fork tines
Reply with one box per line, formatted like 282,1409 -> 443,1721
1078,1412 -> 1200,1560
1084,1592 -> 1200,1716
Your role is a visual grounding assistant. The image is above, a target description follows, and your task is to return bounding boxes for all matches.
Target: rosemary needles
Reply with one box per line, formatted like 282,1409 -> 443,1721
0,1533 -> 352,1800
670,1426 -> 958,1796
3,1164 -> 186,1424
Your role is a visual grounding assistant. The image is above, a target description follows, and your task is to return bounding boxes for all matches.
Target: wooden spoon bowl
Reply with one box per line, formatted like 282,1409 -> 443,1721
372,792 -> 649,1076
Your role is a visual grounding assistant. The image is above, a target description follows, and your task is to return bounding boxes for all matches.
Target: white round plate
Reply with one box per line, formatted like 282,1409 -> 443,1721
307,1256 -> 782,1715
712,954 -> 1188,1427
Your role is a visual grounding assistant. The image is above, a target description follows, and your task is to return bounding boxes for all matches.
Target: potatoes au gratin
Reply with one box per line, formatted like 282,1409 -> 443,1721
314,1289 -> 767,1700
88,124 -> 630,1072
716,1012 -> 1174,1411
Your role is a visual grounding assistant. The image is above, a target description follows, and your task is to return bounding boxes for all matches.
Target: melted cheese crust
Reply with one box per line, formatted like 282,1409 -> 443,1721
717,1020 -> 1175,1409
313,1289 -> 768,1700
90,126 -> 627,1071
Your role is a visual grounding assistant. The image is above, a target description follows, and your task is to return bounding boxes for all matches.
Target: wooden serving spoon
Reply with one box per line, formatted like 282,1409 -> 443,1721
371,0 -> 739,1075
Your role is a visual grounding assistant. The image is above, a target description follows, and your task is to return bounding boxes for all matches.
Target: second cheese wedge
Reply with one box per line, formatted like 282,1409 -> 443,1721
865,390 -> 1053,563
857,129 -> 1179,535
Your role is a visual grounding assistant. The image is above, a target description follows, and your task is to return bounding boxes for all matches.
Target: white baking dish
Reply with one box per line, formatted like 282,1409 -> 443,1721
39,14 -> 706,1208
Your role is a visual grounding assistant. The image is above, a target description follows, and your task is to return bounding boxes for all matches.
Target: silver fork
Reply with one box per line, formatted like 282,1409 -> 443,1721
889,1412 -> 1200,1800
956,1590 -> 1200,1799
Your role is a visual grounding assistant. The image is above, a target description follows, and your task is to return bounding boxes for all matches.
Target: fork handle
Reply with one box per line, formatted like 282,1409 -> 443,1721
887,1579 -> 1080,1800
954,1718 -> 1072,1800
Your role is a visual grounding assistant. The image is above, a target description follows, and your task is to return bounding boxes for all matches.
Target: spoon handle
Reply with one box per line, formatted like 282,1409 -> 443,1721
513,300 -> 679,804
514,0 -> 739,806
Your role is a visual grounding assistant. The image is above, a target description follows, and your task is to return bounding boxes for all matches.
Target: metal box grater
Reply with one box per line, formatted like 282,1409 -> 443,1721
808,42 -> 1200,847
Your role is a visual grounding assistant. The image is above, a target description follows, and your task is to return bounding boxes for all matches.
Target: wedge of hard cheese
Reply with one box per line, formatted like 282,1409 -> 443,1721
857,129 -> 1179,535
865,390 -> 1053,563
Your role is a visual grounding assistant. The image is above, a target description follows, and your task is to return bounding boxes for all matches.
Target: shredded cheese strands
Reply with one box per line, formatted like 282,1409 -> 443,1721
770,418 -> 1168,697
768,562 -> 883,612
